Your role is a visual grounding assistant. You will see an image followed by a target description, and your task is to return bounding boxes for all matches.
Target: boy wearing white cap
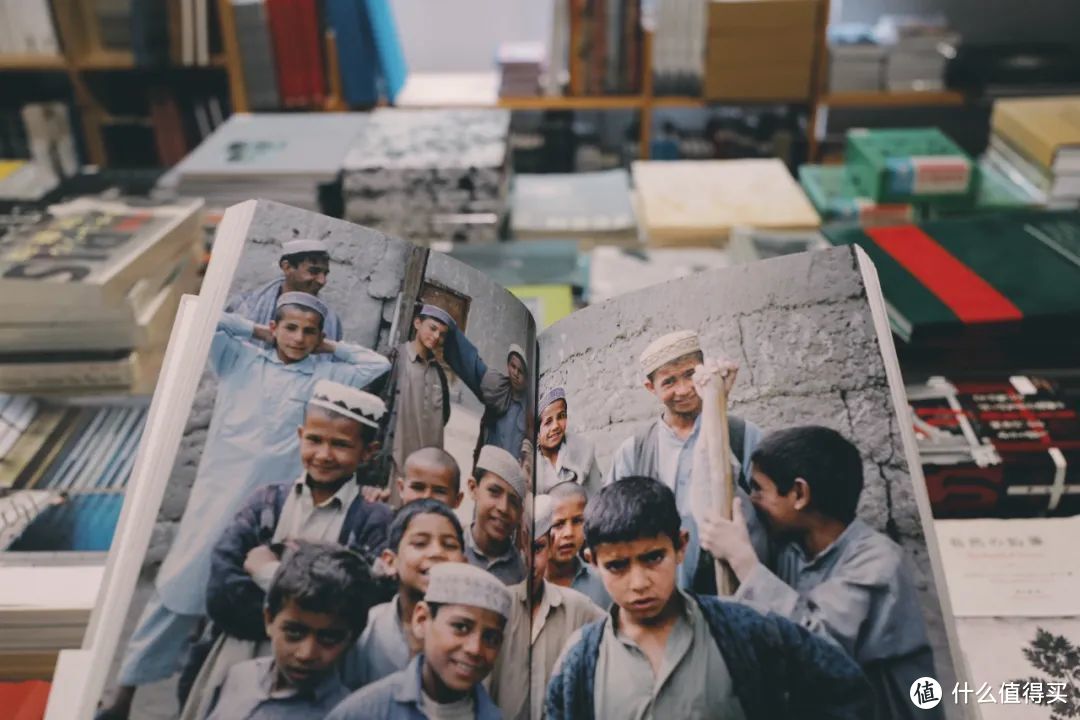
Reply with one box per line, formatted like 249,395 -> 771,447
606,329 -> 763,590
535,387 -> 601,496
97,302 -> 390,720
327,563 -> 511,720
465,445 -> 528,585
225,238 -> 344,342
489,494 -> 603,720
179,381 -> 395,719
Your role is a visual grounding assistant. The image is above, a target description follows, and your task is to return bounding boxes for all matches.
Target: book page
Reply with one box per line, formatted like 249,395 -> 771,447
87,200 -> 536,719
534,245 -> 964,719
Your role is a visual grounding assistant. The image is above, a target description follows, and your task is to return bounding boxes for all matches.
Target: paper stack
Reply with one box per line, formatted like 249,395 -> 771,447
828,24 -> 885,92
0,196 -> 203,394
342,109 -> 510,244
875,15 -> 959,92
986,96 -> 1080,209
498,42 -> 545,98
511,169 -> 638,246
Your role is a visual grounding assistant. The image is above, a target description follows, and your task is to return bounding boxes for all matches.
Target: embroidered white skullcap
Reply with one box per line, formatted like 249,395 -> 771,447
508,343 -> 528,369
639,330 -> 701,377
281,239 -> 329,258
476,445 -> 526,500
424,562 -> 512,620
533,494 -> 555,540
308,380 -> 386,429
538,387 -> 566,417
419,303 -> 455,329
276,291 -> 328,319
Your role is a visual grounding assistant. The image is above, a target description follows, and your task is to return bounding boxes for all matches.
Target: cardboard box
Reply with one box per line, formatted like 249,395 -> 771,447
705,62 -> 814,100
708,0 -> 819,32
707,30 -> 816,66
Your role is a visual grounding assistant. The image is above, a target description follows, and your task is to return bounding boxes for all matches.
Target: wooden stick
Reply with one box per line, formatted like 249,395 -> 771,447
700,366 -> 737,595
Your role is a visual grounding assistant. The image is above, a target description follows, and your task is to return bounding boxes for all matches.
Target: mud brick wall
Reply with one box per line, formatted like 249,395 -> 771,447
539,246 -> 959,699
342,109 -> 510,245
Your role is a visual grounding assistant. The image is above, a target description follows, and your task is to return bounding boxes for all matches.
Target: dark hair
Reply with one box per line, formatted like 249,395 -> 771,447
646,350 -> 704,383
387,499 -> 465,554
303,403 -> 378,445
584,476 -> 682,552
273,303 -> 326,332
403,447 -> 461,493
281,250 -> 330,269
425,601 -> 443,618
266,541 -> 378,634
750,425 -> 864,523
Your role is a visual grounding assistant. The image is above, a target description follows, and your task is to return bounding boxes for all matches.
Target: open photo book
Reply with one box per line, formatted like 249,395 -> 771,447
63,199 -> 969,720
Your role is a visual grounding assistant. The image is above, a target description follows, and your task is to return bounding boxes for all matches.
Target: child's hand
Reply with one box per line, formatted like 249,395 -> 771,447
692,357 -> 739,397
362,485 -> 390,503
252,324 -> 273,343
698,501 -> 758,582
243,544 -> 279,578
315,338 -> 336,354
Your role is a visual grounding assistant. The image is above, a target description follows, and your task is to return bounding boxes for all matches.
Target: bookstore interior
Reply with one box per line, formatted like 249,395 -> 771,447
2,0 -> 1080,718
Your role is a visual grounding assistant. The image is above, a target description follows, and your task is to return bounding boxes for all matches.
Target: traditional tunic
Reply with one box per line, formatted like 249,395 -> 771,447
594,589 -> 747,720
340,595 -> 413,690
204,656 -> 349,720
155,312 -> 390,617
463,525 -> 526,586
536,435 -> 602,496
326,655 -> 503,720
390,342 -> 447,504
734,518 -> 939,720
489,581 -> 603,720
225,277 -> 343,343
607,414 -> 763,589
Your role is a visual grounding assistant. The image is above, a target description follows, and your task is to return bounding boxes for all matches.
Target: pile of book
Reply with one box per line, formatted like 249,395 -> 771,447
0,195 -> 203,395
562,0 -> 642,95
0,103 -> 79,207
875,15 -> 959,92
0,0 -> 59,56
510,169 -> 638,246
342,109 -> 510,244
497,42 -> 545,98
827,24 -> 885,93
824,210 -> 1080,368
632,158 -> 820,247
160,113 -> 367,211
986,96 -> 1080,209
230,0 -> 406,109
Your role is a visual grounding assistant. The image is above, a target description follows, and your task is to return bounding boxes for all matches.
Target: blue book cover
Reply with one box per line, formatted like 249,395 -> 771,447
363,0 -> 408,104
326,0 -> 379,106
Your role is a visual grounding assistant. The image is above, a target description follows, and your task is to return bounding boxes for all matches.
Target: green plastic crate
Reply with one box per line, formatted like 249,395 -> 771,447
798,164 -> 915,225
845,128 -> 977,203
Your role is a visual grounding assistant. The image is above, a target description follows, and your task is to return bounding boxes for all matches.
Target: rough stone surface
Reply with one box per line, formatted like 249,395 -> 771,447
538,245 -> 955,685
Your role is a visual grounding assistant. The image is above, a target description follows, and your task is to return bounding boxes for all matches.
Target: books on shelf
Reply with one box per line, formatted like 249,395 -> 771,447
632,158 -> 820,246
497,41 -> 545,98
828,24 -> 885,93
874,15 -> 958,92
570,0 -> 643,95
0,0 -> 60,56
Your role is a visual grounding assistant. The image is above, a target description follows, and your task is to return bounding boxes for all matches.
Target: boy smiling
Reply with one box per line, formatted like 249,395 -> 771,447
546,476 -> 872,720
464,445 -> 527,585
328,562 -> 511,720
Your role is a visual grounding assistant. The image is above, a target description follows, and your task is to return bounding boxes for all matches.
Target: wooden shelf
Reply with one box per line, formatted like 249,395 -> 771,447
497,94 -> 643,111
0,54 -> 67,71
820,90 -> 968,109
76,51 -> 229,71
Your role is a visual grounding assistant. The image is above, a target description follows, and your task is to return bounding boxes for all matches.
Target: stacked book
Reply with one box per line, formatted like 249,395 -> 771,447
569,0 -> 642,95
824,210 -> 1080,368
511,169 -> 638,246
828,24 -> 885,93
986,96 -> 1080,209
0,0 -> 60,56
497,42 -> 545,98
160,113 -> 368,211
0,196 -> 203,395
875,15 -> 959,92
342,109 -> 510,245
631,158 -> 820,247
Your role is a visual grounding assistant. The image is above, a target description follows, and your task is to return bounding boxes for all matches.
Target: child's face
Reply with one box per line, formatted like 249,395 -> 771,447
385,512 -> 465,595
549,496 -> 586,564
538,400 -> 568,451
507,354 -> 527,394
415,602 -> 505,692
264,600 -> 353,691
748,466 -> 802,536
644,355 -> 702,417
468,473 -> 523,545
270,307 -> 324,363
297,411 -> 369,486
414,317 -> 449,353
530,533 -> 550,595
589,532 -> 685,624
398,462 -> 462,508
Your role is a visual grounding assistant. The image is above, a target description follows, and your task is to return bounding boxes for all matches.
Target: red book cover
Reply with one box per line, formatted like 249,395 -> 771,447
265,0 -> 300,106
296,0 -> 326,105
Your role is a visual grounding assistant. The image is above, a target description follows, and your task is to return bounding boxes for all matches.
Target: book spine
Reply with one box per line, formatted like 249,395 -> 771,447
991,104 -> 1055,172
